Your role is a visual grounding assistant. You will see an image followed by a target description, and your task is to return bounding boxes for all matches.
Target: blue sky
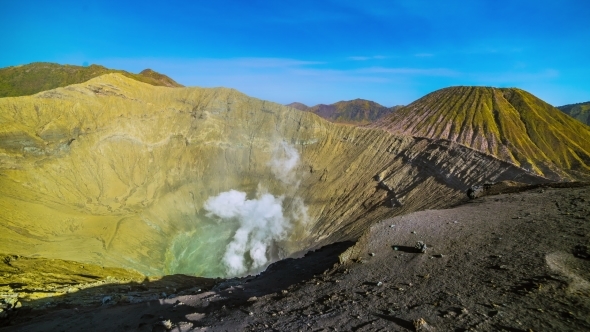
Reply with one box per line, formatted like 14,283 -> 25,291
2,0 -> 589,106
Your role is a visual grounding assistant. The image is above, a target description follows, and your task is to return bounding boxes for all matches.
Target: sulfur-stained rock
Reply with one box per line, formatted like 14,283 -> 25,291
0,74 -> 550,277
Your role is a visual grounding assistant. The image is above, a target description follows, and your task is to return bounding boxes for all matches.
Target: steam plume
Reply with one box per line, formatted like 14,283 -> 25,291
269,141 -> 300,185
203,141 -> 309,276
204,190 -> 288,276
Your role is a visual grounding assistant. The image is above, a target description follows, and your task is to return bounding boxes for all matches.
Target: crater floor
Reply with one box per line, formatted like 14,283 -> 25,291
3,184 -> 589,331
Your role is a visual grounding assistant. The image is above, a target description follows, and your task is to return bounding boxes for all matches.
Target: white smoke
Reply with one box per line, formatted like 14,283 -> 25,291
203,141 -> 309,277
289,196 -> 309,226
204,190 -> 288,276
269,141 -> 300,185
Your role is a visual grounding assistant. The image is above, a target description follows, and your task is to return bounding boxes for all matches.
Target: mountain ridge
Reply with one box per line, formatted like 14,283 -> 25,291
0,62 -> 182,98
374,86 -> 590,180
557,101 -> 590,125
287,99 -> 401,124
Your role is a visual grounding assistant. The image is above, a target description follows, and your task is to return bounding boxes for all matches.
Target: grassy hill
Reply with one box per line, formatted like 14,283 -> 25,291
374,86 -> 590,180
287,99 -> 400,124
557,101 -> 590,125
0,62 -> 182,97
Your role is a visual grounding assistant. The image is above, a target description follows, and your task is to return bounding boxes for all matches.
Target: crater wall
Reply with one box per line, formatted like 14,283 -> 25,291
0,74 -> 547,276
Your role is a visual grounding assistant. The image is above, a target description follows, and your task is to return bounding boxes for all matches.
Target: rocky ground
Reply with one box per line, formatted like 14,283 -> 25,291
1,184 -> 589,332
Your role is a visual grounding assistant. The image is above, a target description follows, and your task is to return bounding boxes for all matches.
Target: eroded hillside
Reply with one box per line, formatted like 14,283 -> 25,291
0,75 -> 546,277
374,86 -> 590,180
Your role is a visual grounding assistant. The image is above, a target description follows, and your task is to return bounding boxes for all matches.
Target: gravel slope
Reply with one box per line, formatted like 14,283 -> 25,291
3,184 -> 589,332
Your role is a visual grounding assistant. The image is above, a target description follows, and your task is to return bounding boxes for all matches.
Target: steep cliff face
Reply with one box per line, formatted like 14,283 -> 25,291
0,75 -> 546,277
374,86 -> 590,180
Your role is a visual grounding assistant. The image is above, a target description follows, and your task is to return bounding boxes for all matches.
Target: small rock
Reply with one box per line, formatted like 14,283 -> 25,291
247,296 -> 258,302
413,317 -> 435,331
467,185 -> 484,199
376,281 -> 383,286
573,245 -> 589,260
415,241 -> 427,253
389,225 -> 396,228
177,321 -> 193,329
160,319 -> 173,329
101,296 -> 112,305
411,231 -> 417,234
393,246 -> 399,251
3,297 -> 18,308
369,252 -> 375,256
248,311 -> 254,316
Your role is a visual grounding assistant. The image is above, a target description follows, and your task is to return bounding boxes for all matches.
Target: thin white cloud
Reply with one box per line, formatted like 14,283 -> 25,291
414,53 -> 434,57
92,56 -> 566,107
217,58 -> 325,68
469,69 -> 559,84
97,57 -> 324,74
289,68 -> 390,83
347,55 -> 388,61
348,56 -> 371,61
360,66 -> 459,77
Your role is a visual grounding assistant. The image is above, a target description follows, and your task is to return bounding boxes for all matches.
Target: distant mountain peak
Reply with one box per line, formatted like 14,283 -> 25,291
374,86 -> 590,180
287,99 -> 401,124
286,102 -> 309,111
557,101 -> 590,125
0,62 -> 183,98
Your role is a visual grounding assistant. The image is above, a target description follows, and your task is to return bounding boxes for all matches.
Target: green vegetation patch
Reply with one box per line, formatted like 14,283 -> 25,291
0,62 -> 182,98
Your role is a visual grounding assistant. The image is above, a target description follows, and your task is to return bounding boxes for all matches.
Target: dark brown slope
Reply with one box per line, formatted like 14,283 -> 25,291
558,101 -> 590,125
374,86 -> 590,180
286,102 -> 309,111
0,62 -> 182,97
288,99 -> 400,124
